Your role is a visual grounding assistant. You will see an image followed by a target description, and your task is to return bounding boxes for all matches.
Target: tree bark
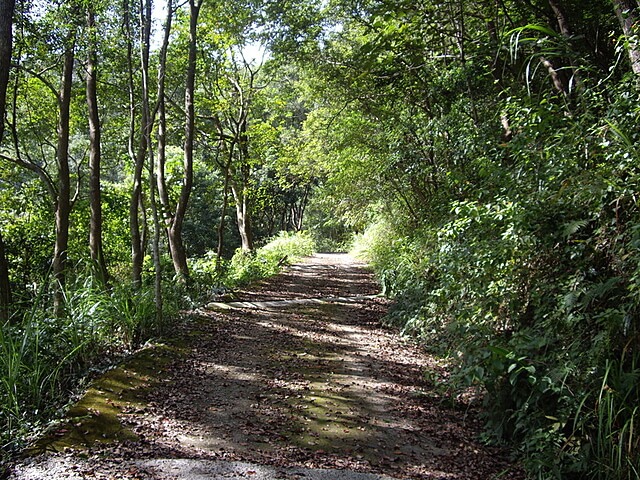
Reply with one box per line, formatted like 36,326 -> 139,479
231,163 -> 253,252
0,0 -> 15,320
547,0 -> 581,92
541,56 -> 568,94
52,32 -> 75,315
155,0 -> 171,217
233,110 -> 254,251
155,0 -> 184,284
216,146 -> 233,269
612,0 -> 640,77
0,0 -> 15,143
86,8 -> 108,285
167,0 -> 203,282
149,0 -> 173,326
0,230 -> 10,322
129,0 -> 152,287
548,0 -> 572,37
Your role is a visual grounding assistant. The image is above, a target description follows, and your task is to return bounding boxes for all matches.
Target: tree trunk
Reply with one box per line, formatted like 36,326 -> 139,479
216,149 -> 233,269
0,0 -> 15,143
233,114 -> 253,251
148,82 -> 162,332
541,56 -> 568,94
548,0 -> 572,37
547,0 -> 581,92
155,0 -> 171,218
168,0 -> 203,283
86,8 -> 108,285
52,32 -> 75,315
293,185 -> 310,231
612,0 -> 640,77
129,0 -> 152,287
0,230 -> 10,323
231,176 -> 253,252
0,0 -> 14,321
149,0 -> 173,326
155,0 -> 185,284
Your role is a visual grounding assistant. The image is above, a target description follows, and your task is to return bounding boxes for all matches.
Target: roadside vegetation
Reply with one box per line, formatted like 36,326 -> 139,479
0,231 -> 313,465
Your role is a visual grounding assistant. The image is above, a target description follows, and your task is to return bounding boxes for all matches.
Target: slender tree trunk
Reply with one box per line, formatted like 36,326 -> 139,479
216,150 -> 233,270
295,185 -> 310,231
548,0 -> 572,37
156,16 -> 170,218
232,119 -> 254,251
541,57 -> 568,94
168,0 -> 203,283
0,0 -> 15,143
53,32 -> 75,315
0,230 -> 10,323
149,0 -> 173,326
612,0 -> 640,77
86,8 -> 108,285
231,175 -> 253,251
130,0 -> 152,287
148,146 -> 163,327
0,0 -> 15,321
155,0 -> 177,283
146,88 -> 161,332
548,0 -> 581,92
124,0 -> 136,167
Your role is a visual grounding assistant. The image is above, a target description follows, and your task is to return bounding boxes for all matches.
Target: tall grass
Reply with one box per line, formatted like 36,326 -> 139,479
0,276 -> 170,463
191,231 -> 316,290
1,233 -> 312,463
225,231 -> 315,287
576,354 -> 640,480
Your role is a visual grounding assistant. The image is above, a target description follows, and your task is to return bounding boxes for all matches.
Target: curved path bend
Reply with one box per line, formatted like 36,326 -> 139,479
10,254 -> 522,480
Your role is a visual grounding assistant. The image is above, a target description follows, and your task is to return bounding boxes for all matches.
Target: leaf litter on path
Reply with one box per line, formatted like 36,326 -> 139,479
9,253 -> 523,480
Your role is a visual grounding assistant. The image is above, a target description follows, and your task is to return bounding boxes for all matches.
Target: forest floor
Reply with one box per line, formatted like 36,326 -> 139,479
9,254 -> 524,480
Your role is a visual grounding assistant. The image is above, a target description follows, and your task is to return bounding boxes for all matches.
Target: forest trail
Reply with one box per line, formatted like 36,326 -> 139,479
10,254 -> 522,480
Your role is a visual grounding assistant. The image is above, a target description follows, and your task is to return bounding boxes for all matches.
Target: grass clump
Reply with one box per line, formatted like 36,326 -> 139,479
0,277 -> 177,466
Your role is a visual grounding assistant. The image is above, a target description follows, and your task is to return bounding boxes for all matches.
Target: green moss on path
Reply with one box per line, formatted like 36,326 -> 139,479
30,343 -> 184,454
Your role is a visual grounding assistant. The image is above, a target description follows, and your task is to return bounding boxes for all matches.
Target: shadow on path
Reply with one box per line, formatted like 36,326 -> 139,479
11,254 -> 523,480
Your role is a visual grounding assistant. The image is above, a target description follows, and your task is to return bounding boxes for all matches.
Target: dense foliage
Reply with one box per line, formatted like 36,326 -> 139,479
289,1 -> 640,478
0,0 -> 315,466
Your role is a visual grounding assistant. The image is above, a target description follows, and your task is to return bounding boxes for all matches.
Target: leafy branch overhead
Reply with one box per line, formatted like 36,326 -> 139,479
1,0 -> 640,478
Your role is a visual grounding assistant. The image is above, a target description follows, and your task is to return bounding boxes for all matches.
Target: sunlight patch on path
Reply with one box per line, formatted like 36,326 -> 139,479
205,295 -> 381,312
9,456 -> 419,479
137,458 -> 404,479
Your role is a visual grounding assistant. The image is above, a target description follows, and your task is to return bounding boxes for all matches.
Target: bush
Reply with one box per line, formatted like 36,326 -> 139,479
190,231 -> 316,292
225,231 -> 315,287
359,193 -> 640,479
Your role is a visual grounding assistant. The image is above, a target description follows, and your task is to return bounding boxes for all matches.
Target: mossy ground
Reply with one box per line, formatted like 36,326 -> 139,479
30,343 -> 184,455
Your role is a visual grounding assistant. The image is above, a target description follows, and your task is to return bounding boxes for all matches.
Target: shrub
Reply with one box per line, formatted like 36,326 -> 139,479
225,231 -> 315,287
359,195 -> 640,479
191,231 -> 315,291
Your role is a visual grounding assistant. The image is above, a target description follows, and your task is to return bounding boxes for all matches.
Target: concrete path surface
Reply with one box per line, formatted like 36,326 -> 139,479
8,254 -> 522,480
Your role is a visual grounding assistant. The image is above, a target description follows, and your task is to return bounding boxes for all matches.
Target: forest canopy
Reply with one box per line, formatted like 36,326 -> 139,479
1,0 -> 640,478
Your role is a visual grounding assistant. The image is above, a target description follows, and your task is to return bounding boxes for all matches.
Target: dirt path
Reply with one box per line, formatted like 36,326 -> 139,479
10,254 -> 523,480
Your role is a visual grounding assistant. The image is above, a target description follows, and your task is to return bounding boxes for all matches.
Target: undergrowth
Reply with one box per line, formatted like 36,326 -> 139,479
191,230 -> 315,290
0,276 -> 179,467
1,230 -> 314,467
355,210 -> 640,479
